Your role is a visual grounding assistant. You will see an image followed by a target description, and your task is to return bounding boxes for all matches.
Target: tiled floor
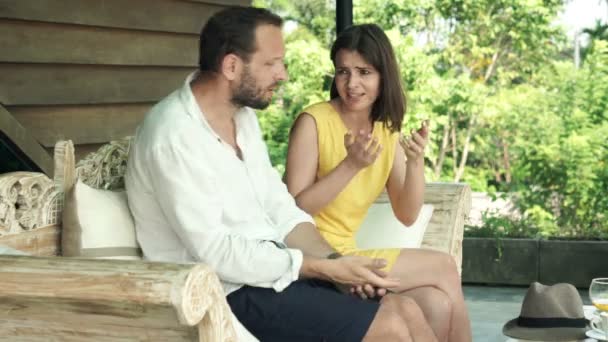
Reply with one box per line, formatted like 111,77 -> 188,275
464,285 -> 592,342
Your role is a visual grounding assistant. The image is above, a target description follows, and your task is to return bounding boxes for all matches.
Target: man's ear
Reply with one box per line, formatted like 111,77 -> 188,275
221,53 -> 242,81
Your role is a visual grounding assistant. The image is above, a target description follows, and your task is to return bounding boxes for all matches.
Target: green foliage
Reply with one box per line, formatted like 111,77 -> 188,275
581,20 -> 608,62
438,0 -> 565,83
502,45 -> 608,239
254,0 -> 336,47
578,41 -> 608,124
465,212 -> 541,239
256,30 -> 332,171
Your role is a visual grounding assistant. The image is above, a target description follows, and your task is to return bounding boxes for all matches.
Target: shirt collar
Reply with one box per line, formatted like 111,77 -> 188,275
179,71 -> 251,141
179,71 -> 207,128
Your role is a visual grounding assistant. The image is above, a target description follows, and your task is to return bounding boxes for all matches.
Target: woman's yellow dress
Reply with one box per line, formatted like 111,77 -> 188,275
302,102 -> 402,270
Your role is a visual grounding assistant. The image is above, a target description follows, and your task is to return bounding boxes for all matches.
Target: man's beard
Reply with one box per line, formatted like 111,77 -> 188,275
231,66 -> 273,110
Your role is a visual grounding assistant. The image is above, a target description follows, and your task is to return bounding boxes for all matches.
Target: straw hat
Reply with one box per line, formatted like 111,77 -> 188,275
503,282 -> 589,341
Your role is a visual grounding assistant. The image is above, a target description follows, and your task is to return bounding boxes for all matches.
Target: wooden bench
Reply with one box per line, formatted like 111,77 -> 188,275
0,138 -> 471,341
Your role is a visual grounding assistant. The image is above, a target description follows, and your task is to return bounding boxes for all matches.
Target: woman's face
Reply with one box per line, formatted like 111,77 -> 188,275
334,49 -> 380,114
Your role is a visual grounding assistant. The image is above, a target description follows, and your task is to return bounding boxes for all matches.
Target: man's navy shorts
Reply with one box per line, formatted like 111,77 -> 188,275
227,279 -> 380,342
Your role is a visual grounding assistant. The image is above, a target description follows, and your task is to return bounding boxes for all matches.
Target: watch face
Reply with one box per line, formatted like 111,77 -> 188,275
327,252 -> 342,259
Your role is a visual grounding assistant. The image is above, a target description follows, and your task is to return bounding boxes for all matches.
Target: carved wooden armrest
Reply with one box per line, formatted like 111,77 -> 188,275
0,172 -> 62,255
421,182 -> 471,274
0,255 -> 237,341
0,172 -> 61,233
373,182 -> 471,274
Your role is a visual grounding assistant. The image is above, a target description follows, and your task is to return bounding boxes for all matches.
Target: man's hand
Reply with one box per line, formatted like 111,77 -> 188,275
343,130 -> 383,170
350,284 -> 388,300
349,265 -> 391,300
317,255 -> 400,289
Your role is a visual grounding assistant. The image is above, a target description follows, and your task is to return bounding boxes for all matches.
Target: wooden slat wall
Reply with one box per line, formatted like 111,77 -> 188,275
10,104 -> 152,146
0,0 -> 250,159
0,64 -> 193,105
0,0 -> 229,33
0,20 -> 198,66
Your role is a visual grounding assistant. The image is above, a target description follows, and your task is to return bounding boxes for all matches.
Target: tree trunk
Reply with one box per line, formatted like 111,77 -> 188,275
450,122 -> 458,176
502,137 -> 512,183
434,124 -> 450,178
483,39 -> 510,84
494,168 -> 503,183
454,115 -> 476,182
490,157 -> 502,183
484,50 -> 501,83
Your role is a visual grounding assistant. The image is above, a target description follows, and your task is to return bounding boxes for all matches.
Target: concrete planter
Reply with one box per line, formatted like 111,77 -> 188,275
462,238 -> 539,285
539,240 -> 608,287
462,237 -> 608,287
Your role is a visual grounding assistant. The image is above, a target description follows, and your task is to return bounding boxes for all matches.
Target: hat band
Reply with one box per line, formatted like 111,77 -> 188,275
517,316 -> 587,328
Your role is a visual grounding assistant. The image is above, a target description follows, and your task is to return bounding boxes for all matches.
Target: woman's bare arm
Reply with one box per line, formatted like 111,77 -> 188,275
284,113 -> 363,215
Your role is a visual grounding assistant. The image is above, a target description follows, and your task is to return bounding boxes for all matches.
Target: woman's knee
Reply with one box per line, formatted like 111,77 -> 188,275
387,294 -> 428,324
383,313 -> 413,341
365,297 -> 412,342
421,288 -> 452,321
385,295 -> 425,322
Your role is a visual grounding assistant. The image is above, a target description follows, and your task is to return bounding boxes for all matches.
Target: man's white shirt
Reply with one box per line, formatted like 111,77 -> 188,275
125,72 -> 313,295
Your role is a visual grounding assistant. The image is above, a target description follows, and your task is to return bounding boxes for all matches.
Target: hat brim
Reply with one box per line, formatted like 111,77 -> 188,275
503,318 -> 589,341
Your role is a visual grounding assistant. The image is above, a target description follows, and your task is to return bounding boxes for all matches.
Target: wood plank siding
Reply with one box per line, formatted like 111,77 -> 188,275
0,0 -> 250,160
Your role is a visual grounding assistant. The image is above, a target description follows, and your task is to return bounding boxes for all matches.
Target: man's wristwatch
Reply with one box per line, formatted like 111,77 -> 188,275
326,252 -> 342,259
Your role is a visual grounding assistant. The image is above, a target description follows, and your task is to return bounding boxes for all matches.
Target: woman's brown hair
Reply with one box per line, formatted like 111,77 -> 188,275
330,24 -> 406,132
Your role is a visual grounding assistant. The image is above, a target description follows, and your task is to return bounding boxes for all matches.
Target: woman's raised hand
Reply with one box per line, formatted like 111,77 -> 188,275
343,130 -> 383,170
400,120 -> 429,162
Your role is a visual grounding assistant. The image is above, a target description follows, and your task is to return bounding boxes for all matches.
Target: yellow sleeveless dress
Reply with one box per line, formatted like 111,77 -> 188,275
302,102 -> 402,270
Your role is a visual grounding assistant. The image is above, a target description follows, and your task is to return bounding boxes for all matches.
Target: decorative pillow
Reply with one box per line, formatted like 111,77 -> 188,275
356,203 -> 434,250
62,179 -> 141,260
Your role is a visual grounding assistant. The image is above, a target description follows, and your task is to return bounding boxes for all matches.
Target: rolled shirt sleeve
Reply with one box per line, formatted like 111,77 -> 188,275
148,144 -> 302,291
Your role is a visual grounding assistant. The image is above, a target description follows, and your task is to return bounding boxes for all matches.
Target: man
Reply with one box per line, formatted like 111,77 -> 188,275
126,6 -> 436,341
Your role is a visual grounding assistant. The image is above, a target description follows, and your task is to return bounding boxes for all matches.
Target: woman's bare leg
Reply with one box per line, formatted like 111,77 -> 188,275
400,286 -> 451,341
389,249 -> 472,342
363,294 -> 437,342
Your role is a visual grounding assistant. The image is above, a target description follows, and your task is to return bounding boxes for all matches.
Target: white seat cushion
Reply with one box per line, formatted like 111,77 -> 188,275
356,203 -> 434,249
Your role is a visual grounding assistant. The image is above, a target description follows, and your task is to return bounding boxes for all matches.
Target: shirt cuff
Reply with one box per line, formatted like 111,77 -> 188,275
271,248 -> 303,292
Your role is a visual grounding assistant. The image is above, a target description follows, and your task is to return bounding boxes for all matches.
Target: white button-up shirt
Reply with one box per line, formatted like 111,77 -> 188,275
125,73 -> 313,295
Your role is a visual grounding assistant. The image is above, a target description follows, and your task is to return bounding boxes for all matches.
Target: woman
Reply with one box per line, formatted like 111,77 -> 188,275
285,24 -> 472,342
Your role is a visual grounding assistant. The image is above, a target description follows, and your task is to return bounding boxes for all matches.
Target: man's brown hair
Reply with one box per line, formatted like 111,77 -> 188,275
199,7 -> 283,72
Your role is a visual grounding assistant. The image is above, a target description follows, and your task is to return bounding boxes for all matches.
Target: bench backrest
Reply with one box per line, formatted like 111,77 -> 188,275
1,138 -> 471,271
